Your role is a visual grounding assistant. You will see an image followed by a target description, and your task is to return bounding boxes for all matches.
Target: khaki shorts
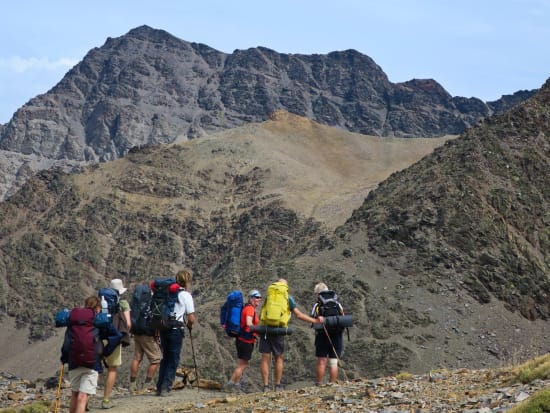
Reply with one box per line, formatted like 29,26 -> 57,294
69,366 -> 98,395
104,344 -> 122,368
133,334 -> 161,364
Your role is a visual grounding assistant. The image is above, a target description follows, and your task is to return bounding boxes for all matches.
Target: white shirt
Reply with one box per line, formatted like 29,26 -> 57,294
175,289 -> 194,322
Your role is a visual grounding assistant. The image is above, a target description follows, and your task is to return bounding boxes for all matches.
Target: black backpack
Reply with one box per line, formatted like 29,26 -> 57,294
150,278 -> 184,331
130,284 -> 154,336
317,290 -> 342,318
316,290 -> 344,333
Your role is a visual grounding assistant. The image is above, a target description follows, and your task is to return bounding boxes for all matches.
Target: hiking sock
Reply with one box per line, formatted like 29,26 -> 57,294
144,377 -> 152,384
130,377 -> 137,382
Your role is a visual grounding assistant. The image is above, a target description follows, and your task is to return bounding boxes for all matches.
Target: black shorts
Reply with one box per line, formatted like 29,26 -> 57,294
258,334 -> 285,356
314,331 -> 343,358
236,339 -> 254,361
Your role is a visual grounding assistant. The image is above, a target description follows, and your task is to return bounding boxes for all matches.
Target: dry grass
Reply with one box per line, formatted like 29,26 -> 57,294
72,111 -> 453,229
503,353 -> 550,384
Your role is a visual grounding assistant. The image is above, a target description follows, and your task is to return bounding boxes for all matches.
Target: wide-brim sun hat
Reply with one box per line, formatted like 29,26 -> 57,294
110,278 -> 127,294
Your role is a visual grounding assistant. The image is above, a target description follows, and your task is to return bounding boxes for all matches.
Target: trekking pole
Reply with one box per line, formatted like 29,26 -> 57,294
188,326 -> 199,392
54,364 -> 64,413
322,324 -> 349,382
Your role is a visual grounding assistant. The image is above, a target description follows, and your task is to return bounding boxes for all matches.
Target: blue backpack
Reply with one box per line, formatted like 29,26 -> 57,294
220,290 -> 244,337
98,287 -> 120,314
150,278 -> 184,331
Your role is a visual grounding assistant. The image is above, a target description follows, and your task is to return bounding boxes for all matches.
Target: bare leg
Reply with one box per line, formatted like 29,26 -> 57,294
274,354 -> 284,385
103,366 -> 117,400
230,359 -> 249,383
69,391 -> 78,413
75,392 -> 89,413
316,357 -> 327,384
146,362 -> 159,380
328,358 -> 338,383
130,358 -> 140,380
260,353 -> 271,386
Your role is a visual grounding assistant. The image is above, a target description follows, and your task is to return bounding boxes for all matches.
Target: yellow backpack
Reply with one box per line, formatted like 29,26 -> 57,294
260,281 -> 291,327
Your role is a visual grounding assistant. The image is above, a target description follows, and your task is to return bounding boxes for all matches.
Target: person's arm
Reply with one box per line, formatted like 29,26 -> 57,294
123,309 -> 131,331
182,291 -> 195,329
186,313 -> 195,329
292,307 -> 323,324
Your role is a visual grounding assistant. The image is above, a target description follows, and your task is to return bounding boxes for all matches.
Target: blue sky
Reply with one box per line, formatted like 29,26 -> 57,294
1,0 -> 549,124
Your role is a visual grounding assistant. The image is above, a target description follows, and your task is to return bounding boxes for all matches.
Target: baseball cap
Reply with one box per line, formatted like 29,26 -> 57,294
249,289 -> 262,298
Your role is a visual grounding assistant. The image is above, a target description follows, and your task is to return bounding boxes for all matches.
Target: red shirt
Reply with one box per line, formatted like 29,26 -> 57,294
238,303 -> 259,343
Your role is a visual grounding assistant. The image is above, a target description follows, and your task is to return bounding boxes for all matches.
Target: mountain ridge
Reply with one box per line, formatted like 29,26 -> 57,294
0,25 -> 537,200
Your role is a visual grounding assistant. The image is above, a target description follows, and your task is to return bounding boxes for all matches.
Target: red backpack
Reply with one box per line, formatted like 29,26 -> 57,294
69,308 -> 98,368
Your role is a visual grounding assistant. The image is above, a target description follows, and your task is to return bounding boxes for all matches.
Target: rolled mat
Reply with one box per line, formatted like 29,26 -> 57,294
313,314 -> 353,330
253,325 -> 295,335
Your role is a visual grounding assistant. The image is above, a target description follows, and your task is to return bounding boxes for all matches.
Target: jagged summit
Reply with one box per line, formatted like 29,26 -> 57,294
0,25 -> 538,199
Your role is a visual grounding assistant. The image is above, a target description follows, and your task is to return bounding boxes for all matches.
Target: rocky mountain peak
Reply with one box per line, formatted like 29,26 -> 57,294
0,26 -> 538,200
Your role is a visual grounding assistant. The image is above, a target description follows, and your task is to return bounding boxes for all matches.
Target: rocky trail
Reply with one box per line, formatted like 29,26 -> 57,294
1,367 -> 547,412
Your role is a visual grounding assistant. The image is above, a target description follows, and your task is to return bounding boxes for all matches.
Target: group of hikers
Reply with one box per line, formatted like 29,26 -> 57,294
57,271 -> 348,413
223,279 -> 347,393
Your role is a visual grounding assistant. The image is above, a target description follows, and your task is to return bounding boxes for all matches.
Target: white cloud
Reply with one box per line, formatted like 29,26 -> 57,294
0,56 -> 78,73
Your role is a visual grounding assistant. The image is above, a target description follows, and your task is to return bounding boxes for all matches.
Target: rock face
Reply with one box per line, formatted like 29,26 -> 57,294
0,114 -> 452,383
0,25 -> 537,200
0,77 -> 549,385
342,78 -> 550,320
0,25 -> 536,162
0,26 -> 547,385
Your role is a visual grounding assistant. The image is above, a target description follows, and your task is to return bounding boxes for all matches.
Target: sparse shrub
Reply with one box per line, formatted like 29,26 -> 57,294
396,371 -> 413,381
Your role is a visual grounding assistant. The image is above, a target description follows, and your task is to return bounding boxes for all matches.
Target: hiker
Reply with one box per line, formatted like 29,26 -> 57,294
225,289 -> 262,392
156,269 -> 195,396
129,284 -> 161,393
61,296 -> 117,413
311,282 -> 345,385
259,278 -> 323,392
101,279 -> 131,409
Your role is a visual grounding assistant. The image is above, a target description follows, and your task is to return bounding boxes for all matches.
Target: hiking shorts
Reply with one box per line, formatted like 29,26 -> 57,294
69,366 -> 98,395
236,338 -> 255,361
133,334 -> 161,364
104,344 -> 122,368
259,334 -> 285,356
314,331 -> 343,359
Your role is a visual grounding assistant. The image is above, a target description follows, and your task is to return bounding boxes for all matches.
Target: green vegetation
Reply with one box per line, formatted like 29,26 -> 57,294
396,371 -> 413,381
506,354 -> 550,384
507,388 -> 550,413
0,401 -> 50,413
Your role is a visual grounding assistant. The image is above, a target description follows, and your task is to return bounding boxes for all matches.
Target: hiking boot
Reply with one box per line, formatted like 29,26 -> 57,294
159,390 -> 170,397
224,381 -> 237,392
101,399 -> 115,409
263,385 -> 270,393
129,381 -> 138,393
275,384 -> 285,392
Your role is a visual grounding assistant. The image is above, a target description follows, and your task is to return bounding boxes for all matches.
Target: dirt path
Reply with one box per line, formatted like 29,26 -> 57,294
74,387 -> 223,413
